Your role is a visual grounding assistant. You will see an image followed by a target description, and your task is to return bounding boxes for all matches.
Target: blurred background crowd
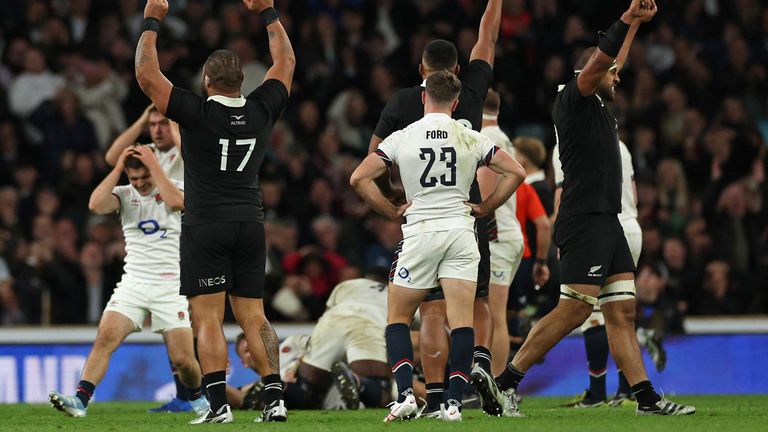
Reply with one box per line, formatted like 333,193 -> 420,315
0,0 -> 766,330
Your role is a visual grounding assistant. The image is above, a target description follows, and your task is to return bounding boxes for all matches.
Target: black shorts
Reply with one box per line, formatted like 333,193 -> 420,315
554,213 -> 635,286
507,257 -> 533,311
181,221 -> 266,298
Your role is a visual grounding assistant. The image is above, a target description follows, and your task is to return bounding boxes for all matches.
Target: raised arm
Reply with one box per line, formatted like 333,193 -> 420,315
350,153 -> 410,220
132,145 -> 184,211
135,0 -> 173,114
106,104 -> 153,166
469,0 -> 502,67
577,0 -> 656,96
244,0 -> 296,94
467,148 -> 526,218
89,147 -> 133,215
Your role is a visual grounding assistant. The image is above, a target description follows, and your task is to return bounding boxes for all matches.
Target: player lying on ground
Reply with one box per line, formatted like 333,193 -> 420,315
352,71 -> 525,422
494,0 -> 694,417
230,267 -> 401,410
49,146 -> 208,419
135,0 -> 295,424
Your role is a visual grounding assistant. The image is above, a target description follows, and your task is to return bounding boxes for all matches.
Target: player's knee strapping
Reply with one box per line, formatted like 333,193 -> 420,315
559,285 -> 597,306
597,280 -> 635,306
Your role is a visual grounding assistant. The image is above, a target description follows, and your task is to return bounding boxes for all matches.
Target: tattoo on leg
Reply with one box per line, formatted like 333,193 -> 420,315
259,321 -> 280,373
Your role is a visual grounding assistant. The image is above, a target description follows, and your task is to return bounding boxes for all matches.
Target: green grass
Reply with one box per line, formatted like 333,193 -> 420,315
1,396 -> 766,431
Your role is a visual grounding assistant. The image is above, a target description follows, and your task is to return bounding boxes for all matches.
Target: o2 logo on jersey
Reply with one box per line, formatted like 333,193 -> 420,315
138,219 -> 167,238
397,267 -> 412,284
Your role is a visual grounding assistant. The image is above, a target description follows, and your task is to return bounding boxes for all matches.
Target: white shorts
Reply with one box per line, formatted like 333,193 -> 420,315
489,237 -> 524,286
390,230 -> 479,289
302,311 -> 387,372
104,275 -> 191,333
621,220 -> 642,266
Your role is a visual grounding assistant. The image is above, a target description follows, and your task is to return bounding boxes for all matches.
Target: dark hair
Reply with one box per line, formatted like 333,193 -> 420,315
124,154 -> 145,170
425,70 -> 461,105
422,39 -> 458,71
204,49 -> 244,93
484,89 -> 500,114
364,266 -> 390,284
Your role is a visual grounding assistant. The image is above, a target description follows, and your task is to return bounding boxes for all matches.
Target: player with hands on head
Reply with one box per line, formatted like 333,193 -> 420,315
49,145 -> 206,420
135,0 -> 296,424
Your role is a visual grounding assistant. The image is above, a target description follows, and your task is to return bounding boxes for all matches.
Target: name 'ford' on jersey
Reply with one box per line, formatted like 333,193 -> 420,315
165,80 -> 289,225
376,113 -> 499,239
112,180 -> 184,282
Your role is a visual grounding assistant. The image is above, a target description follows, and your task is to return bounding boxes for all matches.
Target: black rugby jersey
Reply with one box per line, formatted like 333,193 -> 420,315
552,77 -> 621,217
166,79 -> 288,225
374,60 -> 494,205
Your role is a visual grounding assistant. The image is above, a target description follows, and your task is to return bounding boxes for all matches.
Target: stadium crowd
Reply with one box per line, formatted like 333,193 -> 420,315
0,0 -> 766,330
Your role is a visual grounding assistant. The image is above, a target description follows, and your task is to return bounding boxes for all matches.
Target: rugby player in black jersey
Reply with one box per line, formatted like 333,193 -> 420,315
368,0 -> 505,418
135,0 -> 295,424
493,0 -> 695,417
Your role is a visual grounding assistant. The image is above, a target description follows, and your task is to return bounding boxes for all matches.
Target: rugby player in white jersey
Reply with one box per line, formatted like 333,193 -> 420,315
351,71 -> 526,422
231,267 -> 398,410
49,146 -> 208,419
477,90 -> 525,376
106,104 -> 183,181
553,140 -> 666,407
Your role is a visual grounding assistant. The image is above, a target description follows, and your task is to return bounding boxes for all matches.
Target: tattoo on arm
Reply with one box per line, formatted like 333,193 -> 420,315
259,321 -> 280,373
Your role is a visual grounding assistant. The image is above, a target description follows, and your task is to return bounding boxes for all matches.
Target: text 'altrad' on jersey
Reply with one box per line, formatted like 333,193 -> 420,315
165,79 -> 289,225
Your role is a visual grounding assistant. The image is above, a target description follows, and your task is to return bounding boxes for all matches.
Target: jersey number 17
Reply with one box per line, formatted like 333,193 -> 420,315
218,138 -> 256,171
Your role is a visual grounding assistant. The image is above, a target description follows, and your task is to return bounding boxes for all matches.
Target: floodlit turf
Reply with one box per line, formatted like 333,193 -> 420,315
1,395 -> 766,431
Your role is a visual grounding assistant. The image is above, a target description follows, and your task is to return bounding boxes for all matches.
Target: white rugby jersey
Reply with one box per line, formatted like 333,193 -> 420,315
481,125 -> 523,242
112,180 -> 184,282
377,113 -> 499,239
148,144 -> 183,181
553,140 -> 639,231
325,278 -> 387,326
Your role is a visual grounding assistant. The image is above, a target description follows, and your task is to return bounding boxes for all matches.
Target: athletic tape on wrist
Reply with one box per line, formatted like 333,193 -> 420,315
598,19 -> 630,58
142,17 -> 161,33
259,7 -> 279,25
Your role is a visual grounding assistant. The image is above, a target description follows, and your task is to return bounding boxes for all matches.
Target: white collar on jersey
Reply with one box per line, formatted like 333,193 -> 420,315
525,170 -> 545,184
207,94 -> 246,107
423,112 -> 451,120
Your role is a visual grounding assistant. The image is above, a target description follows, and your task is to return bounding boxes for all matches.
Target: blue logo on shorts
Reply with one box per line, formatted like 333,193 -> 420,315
398,267 -> 412,283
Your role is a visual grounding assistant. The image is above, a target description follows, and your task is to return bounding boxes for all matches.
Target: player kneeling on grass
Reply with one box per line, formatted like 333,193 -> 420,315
351,71 -> 526,422
49,146 -> 208,419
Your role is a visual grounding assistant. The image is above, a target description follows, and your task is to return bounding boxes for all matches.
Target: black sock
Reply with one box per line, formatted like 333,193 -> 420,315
447,327 -> 474,403
385,323 -> 414,403
75,380 -> 95,407
425,382 -> 444,410
631,380 -> 662,406
170,358 -> 190,401
584,325 -> 609,401
358,376 -> 387,408
188,384 -> 204,401
496,363 -> 525,391
473,345 -> 492,374
262,374 -> 283,406
203,371 -> 228,412
617,370 -> 631,395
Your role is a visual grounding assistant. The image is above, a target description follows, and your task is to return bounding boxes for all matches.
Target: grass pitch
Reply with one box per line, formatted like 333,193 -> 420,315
1,395 -> 766,432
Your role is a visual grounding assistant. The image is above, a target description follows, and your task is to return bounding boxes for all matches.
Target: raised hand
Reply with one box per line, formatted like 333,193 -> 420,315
115,146 -> 136,170
243,0 -> 274,12
627,0 -> 657,23
144,0 -> 169,20
130,145 -> 162,172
